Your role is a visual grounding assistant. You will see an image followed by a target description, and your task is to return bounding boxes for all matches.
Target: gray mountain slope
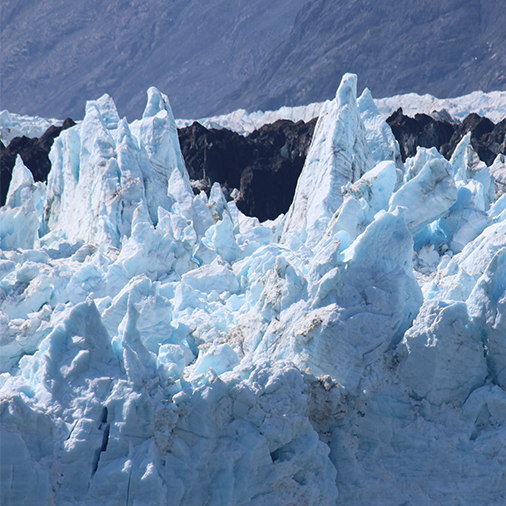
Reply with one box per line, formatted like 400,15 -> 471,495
0,0 -> 307,120
1,0 -> 505,121
213,0 -> 506,115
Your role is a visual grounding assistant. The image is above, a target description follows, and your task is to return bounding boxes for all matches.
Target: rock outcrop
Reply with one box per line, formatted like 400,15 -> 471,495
386,108 -> 506,165
0,118 -> 75,205
178,118 -> 316,222
386,108 -> 455,161
445,113 -> 506,165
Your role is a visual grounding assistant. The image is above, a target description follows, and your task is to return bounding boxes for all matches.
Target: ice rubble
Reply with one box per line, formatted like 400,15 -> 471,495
1,74 -> 506,506
0,111 -> 62,146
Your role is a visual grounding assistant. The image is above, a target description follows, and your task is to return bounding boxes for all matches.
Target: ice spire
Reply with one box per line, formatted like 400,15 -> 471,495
282,73 -> 374,248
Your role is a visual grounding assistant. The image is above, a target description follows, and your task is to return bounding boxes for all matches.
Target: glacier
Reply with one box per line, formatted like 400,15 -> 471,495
1,74 -> 506,506
174,89 -> 506,136
0,111 -> 62,145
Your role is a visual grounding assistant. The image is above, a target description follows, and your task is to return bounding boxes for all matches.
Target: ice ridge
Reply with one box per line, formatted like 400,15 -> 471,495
175,89 -> 506,135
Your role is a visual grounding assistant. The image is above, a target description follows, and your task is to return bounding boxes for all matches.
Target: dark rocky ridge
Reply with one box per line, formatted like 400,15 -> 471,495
386,109 -> 506,165
447,114 -> 506,165
386,109 -> 455,162
178,118 -> 317,222
1,112 -> 505,221
0,118 -> 75,205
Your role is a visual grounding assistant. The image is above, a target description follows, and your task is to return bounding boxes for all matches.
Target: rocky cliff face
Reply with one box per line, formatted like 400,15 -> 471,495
386,109 -> 506,165
447,114 -> 506,165
178,118 -> 316,222
386,109 -> 455,162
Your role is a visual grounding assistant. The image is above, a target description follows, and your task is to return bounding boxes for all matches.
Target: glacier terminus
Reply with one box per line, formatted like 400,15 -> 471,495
1,74 -> 506,505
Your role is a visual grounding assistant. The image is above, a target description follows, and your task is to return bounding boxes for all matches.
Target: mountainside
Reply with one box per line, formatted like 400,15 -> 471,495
1,75 -> 506,505
2,0 -> 505,121
213,0 -> 506,114
0,0 -> 307,120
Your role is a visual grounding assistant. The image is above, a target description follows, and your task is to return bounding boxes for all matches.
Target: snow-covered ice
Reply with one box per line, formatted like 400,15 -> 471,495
176,89 -> 506,135
0,111 -> 62,145
1,74 -> 506,506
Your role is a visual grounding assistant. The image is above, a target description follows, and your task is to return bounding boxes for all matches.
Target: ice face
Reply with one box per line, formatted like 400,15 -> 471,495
283,73 -> 374,248
389,157 -> 458,236
398,300 -> 487,406
0,156 -> 44,251
1,75 -> 506,506
357,87 -> 403,170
